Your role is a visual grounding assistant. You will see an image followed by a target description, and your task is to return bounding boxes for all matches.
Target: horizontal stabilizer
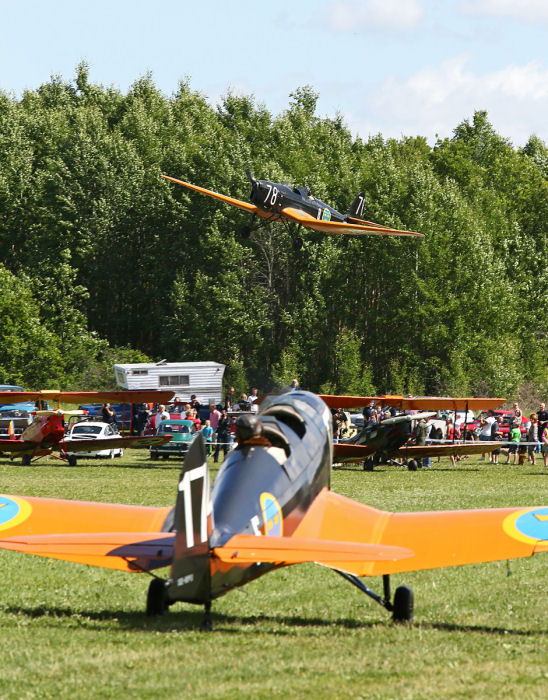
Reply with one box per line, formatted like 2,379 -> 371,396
0,532 -> 175,571
213,534 -> 413,565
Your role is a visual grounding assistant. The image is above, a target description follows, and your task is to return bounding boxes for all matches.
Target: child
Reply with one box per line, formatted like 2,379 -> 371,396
506,420 -> 521,465
201,419 -> 214,455
541,424 -> 548,468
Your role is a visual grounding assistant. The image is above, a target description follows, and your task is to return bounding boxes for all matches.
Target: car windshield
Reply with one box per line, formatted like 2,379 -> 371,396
160,423 -> 190,434
71,425 -> 103,435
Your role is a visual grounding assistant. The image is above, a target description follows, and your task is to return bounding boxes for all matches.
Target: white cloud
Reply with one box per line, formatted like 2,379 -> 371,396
348,55 -> 548,145
460,0 -> 548,23
328,0 -> 423,32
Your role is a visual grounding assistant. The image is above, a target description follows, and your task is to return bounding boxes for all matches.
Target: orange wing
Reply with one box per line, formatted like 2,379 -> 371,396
293,489 -> 548,577
0,390 -> 176,406
281,207 -> 423,237
162,175 -> 258,214
0,494 -> 172,571
320,395 -> 505,410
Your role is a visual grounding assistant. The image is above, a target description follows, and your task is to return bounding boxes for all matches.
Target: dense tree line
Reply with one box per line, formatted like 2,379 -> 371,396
0,64 -> 546,399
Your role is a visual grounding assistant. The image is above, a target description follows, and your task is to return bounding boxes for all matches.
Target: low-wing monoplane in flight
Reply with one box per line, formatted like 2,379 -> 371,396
0,390 -> 175,465
162,173 -> 423,248
0,391 -> 545,629
320,394 -> 505,470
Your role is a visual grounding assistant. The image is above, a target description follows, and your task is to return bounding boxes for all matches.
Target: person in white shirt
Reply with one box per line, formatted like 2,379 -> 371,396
154,404 -> 170,431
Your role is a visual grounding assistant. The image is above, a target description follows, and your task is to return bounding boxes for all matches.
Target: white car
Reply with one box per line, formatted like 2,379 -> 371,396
65,420 -> 124,465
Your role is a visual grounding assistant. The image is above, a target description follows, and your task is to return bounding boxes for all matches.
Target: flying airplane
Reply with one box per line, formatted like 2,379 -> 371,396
0,390 -> 546,630
321,394 -> 505,470
161,173 -> 424,248
0,390 -> 175,465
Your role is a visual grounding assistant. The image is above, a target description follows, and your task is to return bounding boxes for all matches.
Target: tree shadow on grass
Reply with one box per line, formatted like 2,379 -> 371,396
4,604 -> 545,637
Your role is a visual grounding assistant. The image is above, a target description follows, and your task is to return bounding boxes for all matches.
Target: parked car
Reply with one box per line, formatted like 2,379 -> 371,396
64,420 -> 123,466
150,419 -> 196,460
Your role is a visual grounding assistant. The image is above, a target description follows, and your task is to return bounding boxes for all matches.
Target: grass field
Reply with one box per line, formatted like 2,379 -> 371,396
0,449 -> 547,699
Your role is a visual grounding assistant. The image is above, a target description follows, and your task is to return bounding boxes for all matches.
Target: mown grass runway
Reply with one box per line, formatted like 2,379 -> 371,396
0,450 -> 547,699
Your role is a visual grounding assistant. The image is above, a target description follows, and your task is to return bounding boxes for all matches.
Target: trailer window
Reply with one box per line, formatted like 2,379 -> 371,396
159,375 -> 190,387
131,369 -> 148,375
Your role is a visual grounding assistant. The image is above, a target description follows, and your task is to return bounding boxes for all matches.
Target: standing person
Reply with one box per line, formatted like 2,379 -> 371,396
537,403 -> 548,453
490,414 -> 502,465
209,403 -> 221,432
414,415 -> 432,468
224,387 -> 235,411
101,403 -> 117,425
133,403 -> 150,436
527,414 -> 538,466
290,379 -> 299,392
201,419 -> 214,455
541,422 -> 548,468
445,417 -> 457,467
479,410 -> 496,461
154,404 -> 170,433
190,394 -> 201,414
506,420 -> 521,465
214,409 -> 230,463
248,388 -> 260,412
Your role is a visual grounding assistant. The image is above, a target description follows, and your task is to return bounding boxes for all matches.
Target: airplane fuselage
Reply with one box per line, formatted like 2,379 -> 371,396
249,178 -> 348,223
167,391 -> 334,604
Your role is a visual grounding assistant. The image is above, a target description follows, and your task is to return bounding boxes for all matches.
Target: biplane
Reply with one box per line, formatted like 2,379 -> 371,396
0,390 -> 175,465
320,395 -> 505,470
162,172 -> 423,248
0,390 -> 546,629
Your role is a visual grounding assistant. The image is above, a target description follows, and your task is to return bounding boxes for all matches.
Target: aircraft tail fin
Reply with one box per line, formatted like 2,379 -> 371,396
168,433 -> 213,603
346,192 -> 366,220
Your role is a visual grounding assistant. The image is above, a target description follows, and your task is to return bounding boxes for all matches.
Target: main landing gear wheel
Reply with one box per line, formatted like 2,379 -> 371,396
68,455 -> 77,467
146,578 -> 168,616
21,455 -> 32,466
241,225 -> 252,239
293,236 -> 303,250
407,459 -> 419,471
392,585 -> 414,623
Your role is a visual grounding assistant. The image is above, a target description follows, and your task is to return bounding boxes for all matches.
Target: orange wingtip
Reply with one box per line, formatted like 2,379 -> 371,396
212,534 -> 413,564
162,174 -> 258,214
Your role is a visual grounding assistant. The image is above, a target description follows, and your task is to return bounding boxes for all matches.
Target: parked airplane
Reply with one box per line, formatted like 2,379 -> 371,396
0,391 -> 545,629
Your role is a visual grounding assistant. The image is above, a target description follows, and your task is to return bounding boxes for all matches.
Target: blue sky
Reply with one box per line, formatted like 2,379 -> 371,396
1,0 -> 548,146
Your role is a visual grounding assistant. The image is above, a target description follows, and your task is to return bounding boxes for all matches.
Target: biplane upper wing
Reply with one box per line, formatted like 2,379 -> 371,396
333,441 -> 502,463
0,494 -> 173,571
292,489 -> 548,577
281,207 -> 423,237
0,390 -> 176,405
320,395 -> 505,410
161,175 -> 259,214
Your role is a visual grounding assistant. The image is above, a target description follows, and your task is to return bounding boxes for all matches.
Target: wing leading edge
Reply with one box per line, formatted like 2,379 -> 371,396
281,207 -> 423,237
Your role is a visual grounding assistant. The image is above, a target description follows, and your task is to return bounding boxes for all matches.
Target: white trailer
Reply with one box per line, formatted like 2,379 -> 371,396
114,361 -> 225,405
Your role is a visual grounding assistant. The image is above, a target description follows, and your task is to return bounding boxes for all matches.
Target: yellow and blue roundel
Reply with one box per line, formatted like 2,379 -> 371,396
503,507 -> 548,545
260,492 -> 283,537
0,495 -> 32,531
322,208 -> 331,221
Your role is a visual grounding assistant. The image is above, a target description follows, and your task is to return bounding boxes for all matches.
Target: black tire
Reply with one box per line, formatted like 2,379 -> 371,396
241,225 -> 252,239
68,455 -> 77,467
392,585 -> 414,623
407,460 -> 419,471
146,578 -> 168,616
293,236 -> 304,251
21,455 -> 32,466
150,451 -> 158,460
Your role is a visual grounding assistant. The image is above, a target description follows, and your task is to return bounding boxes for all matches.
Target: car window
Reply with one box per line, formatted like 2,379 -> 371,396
71,425 -> 102,435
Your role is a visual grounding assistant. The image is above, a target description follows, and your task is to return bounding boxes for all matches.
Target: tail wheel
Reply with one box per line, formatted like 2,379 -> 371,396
392,585 -> 414,623
146,578 -> 169,616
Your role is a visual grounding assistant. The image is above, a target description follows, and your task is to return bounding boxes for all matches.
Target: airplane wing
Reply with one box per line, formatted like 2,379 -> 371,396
333,441 -> 502,463
59,435 -> 172,453
162,175 -> 259,214
281,207 -> 423,237
292,489 -> 548,577
0,390 -> 176,405
0,439 -> 37,454
320,395 -> 505,410
0,494 -> 173,571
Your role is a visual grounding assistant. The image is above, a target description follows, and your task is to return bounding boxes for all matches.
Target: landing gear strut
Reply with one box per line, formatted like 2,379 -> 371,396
201,601 -> 212,631
335,571 -> 414,623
